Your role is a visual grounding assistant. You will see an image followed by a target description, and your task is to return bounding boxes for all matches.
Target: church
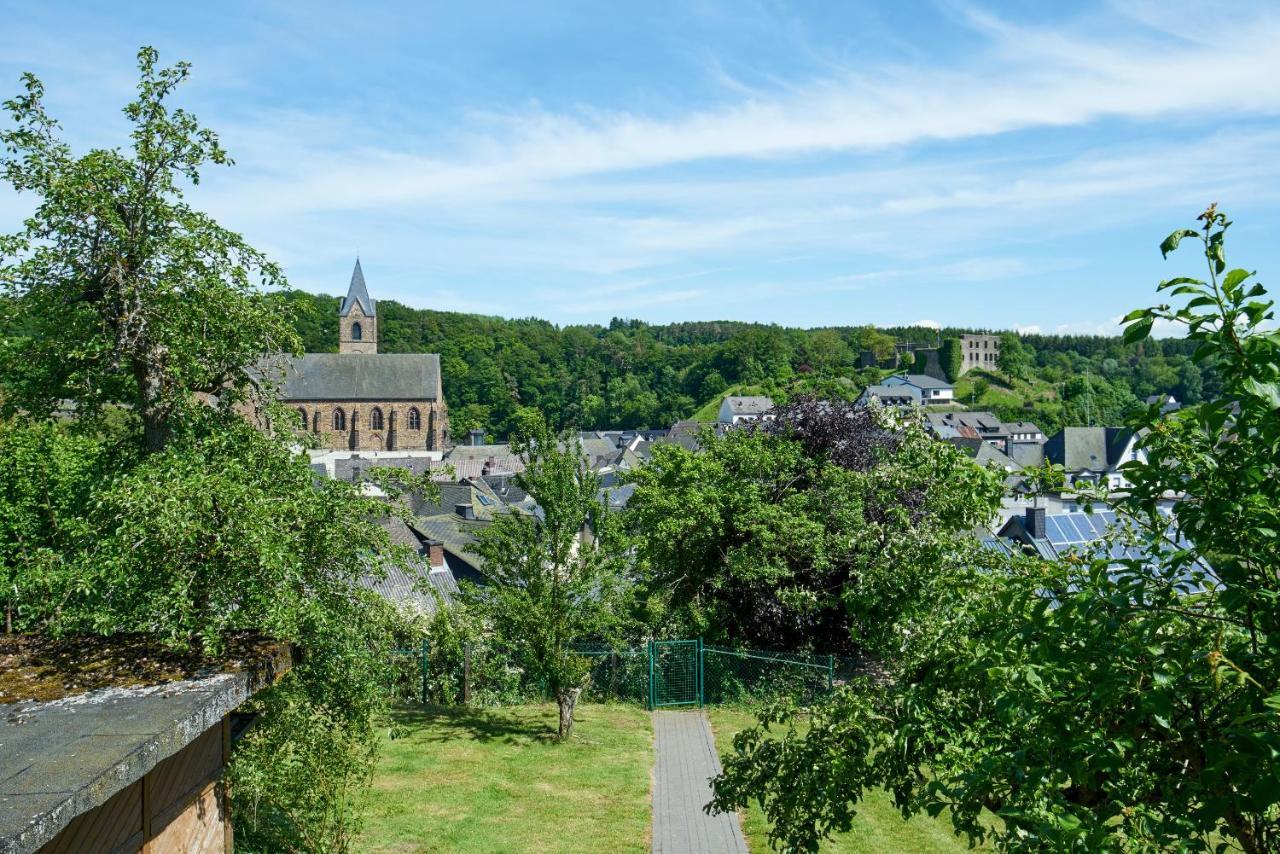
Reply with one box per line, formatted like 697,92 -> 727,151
272,261 -> 449,451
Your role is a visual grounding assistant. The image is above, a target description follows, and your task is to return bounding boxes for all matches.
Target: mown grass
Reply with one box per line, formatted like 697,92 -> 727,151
708,707 -> 982,853
358,703 -> 653,854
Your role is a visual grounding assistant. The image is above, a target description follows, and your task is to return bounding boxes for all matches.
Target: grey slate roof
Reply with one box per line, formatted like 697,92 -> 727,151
334,456 -> 435,482
860,384 -> 915,402
411,513 -> 492,576
722,396 -> 774,415
359,517 -> 459,616
1043,427 -> 1134,472
268,353 -> 440,401
1002,421 -> 1044,435
360,560 -> 456,616
1006,441 -> 1046,468
927,410 -> 1007,438
890,373 -> 954,390
339,259 -> 375,317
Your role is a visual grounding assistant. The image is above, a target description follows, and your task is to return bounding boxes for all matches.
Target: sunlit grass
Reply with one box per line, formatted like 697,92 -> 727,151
359,703 -> 652,854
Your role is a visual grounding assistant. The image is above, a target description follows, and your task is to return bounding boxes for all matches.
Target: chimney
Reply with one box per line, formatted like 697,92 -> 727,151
1025,507 -> 1046,539
427,541 -> 444,569
468,428 -> 485,446
455,503 -> 476,521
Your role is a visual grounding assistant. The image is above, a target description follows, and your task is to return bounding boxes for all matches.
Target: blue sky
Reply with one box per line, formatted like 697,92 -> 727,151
2,1 -> 1279,333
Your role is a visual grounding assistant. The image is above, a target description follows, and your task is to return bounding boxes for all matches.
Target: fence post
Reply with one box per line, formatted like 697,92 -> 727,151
463,643 -> 472,706
421,636 -> 430,704
647,640 -> 654,710
698,638 -> 704,708
827,654 -> 834,692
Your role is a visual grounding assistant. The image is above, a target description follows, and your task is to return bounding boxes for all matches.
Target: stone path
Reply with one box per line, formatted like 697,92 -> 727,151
651,710 -> 748,853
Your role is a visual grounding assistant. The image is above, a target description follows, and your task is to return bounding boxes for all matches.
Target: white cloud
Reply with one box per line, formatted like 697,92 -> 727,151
912,319 -> 942,330
6,3 -> 1280,327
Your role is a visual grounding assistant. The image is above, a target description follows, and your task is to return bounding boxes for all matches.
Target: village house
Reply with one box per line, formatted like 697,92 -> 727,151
863,373 -> 955,406
1042,426 -> 1146,491
717,395 -> 775,425
856,384 -> 918,408
926,411 -> 1045,452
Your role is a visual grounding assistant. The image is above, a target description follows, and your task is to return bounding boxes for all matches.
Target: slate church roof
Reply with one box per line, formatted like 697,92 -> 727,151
262,353 -> 441,401
339,259 -> 376,316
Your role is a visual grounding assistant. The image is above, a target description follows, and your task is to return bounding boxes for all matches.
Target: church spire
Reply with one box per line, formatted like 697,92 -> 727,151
338,259 -> 378,353
339,258 -> 375,317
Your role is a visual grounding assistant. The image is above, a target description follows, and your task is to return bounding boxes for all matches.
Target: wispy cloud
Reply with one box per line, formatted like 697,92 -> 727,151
4,2 -> 1280,329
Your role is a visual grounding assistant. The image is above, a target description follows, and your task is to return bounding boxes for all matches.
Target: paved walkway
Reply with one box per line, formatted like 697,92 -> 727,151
652,710 -> 748,853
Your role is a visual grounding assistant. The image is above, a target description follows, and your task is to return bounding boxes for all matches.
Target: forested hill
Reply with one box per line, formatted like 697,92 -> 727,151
283,290 -> 1216,440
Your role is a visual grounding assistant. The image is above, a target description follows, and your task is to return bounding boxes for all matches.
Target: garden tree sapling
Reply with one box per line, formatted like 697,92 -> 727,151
465,408 -> 630,740
710,209 -> 1280,853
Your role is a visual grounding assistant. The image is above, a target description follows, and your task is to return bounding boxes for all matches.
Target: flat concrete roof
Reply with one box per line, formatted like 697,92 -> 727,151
0,646 -> 289,854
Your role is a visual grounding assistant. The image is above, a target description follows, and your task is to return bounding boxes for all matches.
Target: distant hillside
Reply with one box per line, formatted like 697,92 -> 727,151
282,290 -> 1217,439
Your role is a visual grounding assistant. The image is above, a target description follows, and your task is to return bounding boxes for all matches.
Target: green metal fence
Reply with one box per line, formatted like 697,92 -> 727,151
649,639 -> 702,708
387,638 -> 430,704
394,638 -> 867,709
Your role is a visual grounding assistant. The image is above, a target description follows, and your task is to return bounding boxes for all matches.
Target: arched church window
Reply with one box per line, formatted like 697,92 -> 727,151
297,408 -> 307,429
407,407 -> 421,431
351,322 -> 362,341
333,408 -> 346,431
370,408 -> 384,430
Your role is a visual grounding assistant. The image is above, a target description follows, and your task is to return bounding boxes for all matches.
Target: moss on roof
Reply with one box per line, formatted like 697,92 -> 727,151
0,632 -> 283,705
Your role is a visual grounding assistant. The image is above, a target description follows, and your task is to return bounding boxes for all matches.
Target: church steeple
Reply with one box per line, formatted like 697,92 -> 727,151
338,259 -> 378,354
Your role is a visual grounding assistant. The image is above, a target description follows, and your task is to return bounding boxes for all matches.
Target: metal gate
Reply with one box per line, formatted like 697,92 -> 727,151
648,639 -> 702,708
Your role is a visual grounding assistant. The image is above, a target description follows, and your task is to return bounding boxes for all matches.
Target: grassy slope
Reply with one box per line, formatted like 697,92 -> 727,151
708,707 -> 981,854
950,368 -> 1057,413
359,703 -> 653,854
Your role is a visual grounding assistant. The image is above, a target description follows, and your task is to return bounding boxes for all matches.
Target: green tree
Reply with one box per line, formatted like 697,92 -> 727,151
626,398 -> 1001,651
939,337 -> 963,381
854,327 -> 897,364
0,49 -> 297,452
465,409 -> 629,740
710,209 -> 1280,853
996,332 -> 1032,379
0,50 -> 417,852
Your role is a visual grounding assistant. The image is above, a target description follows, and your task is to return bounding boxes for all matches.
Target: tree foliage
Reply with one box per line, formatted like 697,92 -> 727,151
625,397 -> 1002,652
276,287 -> 1212,440
939,337 -> 963,382
0,48 -> 298,451
464,409 -> 630,739
0,50 -> 410,853
709,209 -> 1280,853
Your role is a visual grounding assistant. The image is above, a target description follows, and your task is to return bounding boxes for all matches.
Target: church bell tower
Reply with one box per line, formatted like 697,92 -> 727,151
339,259 -> 377,354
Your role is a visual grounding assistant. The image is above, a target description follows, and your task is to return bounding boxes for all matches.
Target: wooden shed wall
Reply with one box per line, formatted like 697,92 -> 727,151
42,717 -> 231,854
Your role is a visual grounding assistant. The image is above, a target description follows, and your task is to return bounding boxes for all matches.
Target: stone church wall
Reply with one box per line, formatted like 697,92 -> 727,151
290,401 -> 449,451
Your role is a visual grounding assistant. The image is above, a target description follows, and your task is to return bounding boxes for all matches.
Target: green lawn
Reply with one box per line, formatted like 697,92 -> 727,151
359,703 -> 653,853
708,707 -> 981,854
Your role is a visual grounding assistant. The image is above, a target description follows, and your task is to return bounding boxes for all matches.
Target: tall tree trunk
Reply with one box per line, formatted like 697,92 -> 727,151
133,353 -> 171,454
557,687 -> 582,741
